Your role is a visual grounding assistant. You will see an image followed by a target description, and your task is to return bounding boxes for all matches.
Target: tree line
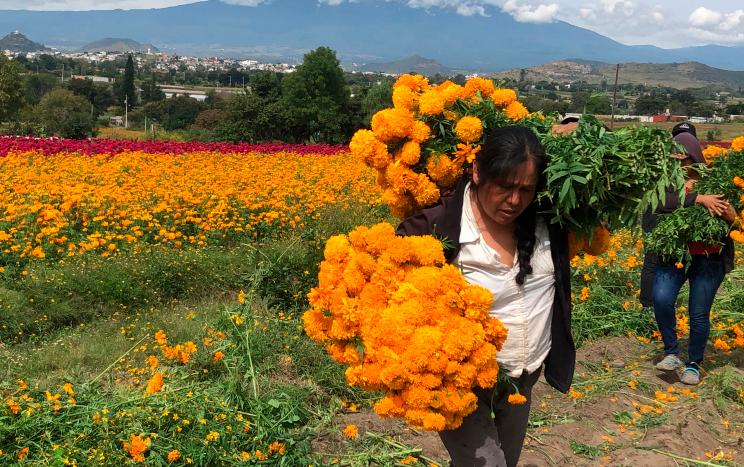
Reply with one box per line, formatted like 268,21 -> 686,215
0,48 -> 394,142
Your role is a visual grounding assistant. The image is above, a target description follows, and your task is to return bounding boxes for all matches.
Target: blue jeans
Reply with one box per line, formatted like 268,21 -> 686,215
653,255 -> 725,364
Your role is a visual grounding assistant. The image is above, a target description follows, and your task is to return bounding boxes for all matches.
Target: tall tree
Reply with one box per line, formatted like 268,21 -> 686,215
281,46 -> 349,143
118,54 -> 137,110
0,55 -> 26,123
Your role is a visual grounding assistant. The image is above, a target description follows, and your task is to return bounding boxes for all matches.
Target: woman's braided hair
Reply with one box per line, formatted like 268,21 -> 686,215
476,126 -> 548,285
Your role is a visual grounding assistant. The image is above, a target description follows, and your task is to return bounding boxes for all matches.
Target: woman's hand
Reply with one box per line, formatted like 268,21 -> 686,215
696,194 -> 729,217
720,202 -> 738,224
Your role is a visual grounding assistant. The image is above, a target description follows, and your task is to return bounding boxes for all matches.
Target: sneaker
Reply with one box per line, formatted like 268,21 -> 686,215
680,364 -> 701,386
656,354 -> 683,371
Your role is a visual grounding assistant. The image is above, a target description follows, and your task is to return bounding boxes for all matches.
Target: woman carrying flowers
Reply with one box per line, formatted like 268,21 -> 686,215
651,132 -> 737,385
397,125 -> 575,467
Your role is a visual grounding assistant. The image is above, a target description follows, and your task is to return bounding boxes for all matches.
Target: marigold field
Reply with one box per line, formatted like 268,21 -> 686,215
1,136 -> 744,466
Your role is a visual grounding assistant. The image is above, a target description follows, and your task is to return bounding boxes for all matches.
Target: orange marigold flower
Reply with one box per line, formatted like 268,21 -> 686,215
714,338 -> 731,352
401,455 -> 418,465
268,441 -> 286,455
17,447 -> 29,460
123,434 -> 151,463
394,74 -> 430,92
350,129 -> 391,170
490,88 -> 517,108
212,351 -> 225,362
371,108 -> 414,143
145,372 -> 165,395
507,393 -> 527,405
393,85 -> 418,111
463,77 -> 495,99
418,89 -> 446,116
146,355 -> 159,371
167,450 -> 181,462
396,141 -> 421,166
455,116 -> 484,144
731,135 -> 744,153
505,101 -> 529,121
154,330 -> 167,346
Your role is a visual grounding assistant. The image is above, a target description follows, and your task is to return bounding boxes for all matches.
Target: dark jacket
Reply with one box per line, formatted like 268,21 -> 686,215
396,180 -> 575,393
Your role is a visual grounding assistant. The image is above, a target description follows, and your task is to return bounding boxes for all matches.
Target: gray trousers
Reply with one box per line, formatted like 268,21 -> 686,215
439,368 -> 541,467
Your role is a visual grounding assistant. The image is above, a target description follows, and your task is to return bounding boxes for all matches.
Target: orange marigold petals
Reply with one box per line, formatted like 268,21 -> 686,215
342,424 -> 359,440
505,101 -> 529,121
455,116 -> 484,144
371,108 -> 414,143
731,136 -> 744,153
418,89 -> 446,116
507,393 -> 527,405
490,88 -> 518,108
145,372 -> 165,395
305,223 -> 506,431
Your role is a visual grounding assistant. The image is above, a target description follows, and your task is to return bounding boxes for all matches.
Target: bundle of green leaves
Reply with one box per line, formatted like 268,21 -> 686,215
536,117 -> 685,238
645,147 -> 744,262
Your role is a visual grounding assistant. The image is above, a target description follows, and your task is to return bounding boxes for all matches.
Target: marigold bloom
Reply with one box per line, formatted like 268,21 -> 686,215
505,101 -> 529,121
731,136 -> 744,153
342,424 -> 359,439
212,351 -> 225,362
393,85 -> 418,111
490,88 -> 518,108
167,450 -> 181,462
371,108 -> 414,143
507,393 -> 527,405
455,116 -> 484,144
145,372 -> 165,395
418,90 -> 446,116
122,434 -> 151,463
17,447 -> 29,460
268,441 -> 286,455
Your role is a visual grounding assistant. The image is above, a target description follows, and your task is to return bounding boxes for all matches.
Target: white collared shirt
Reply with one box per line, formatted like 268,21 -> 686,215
455,183 -> 555,377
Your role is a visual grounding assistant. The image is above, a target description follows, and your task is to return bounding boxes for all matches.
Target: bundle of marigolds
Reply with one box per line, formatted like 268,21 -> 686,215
303,223 -> 508,431
350,74 -> 546,219
646,137 -> 744,261
351,74 -> 684,249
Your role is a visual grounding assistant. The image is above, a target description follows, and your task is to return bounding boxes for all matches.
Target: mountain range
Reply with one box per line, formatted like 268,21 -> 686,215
1,1 -> 744,72
493,60 -> 744,90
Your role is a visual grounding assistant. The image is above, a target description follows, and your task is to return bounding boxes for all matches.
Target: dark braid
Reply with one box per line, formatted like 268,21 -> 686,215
514,203 -> 538,285
476,126 -> 547,286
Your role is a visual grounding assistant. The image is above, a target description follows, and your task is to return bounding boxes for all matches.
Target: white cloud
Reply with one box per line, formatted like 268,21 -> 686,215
720,9 -> 744,31
688,6 -> 723,27
502,0 -> 560,23
600,0 -> 633,16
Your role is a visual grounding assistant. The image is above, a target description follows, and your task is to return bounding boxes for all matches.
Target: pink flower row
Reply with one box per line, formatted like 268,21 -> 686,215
0,136 -> 348,156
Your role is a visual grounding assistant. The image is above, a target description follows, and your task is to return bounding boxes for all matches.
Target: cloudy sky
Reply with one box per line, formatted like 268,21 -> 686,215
0,0 -> 741,49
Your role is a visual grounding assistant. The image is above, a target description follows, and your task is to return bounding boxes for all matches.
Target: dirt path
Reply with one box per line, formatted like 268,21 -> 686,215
330,337 -> 744,466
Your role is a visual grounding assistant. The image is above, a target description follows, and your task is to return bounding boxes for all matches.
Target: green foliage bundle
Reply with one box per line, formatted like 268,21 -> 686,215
538,116 -> 685,236
646,146 -> 744,262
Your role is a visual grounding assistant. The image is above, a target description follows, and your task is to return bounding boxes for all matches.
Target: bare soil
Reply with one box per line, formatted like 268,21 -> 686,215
321,336 -> 744,466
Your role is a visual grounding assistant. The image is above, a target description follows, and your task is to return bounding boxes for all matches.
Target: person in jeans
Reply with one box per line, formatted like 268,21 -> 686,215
652,132 -> 736,385
640,122 -> 699,309
397,126 -> 575,467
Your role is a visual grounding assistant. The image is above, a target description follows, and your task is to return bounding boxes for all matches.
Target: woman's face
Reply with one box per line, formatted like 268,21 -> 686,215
473,158 -> 538,226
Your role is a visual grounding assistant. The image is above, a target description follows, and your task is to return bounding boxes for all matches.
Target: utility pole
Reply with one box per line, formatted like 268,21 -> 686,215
611,63 -> 620,130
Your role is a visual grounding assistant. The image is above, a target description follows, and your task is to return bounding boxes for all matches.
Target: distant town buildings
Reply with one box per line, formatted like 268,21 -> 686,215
2,48 -> 297,74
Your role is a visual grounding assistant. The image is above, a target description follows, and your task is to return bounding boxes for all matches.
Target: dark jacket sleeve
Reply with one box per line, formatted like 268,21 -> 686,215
655,187 -> 697,214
